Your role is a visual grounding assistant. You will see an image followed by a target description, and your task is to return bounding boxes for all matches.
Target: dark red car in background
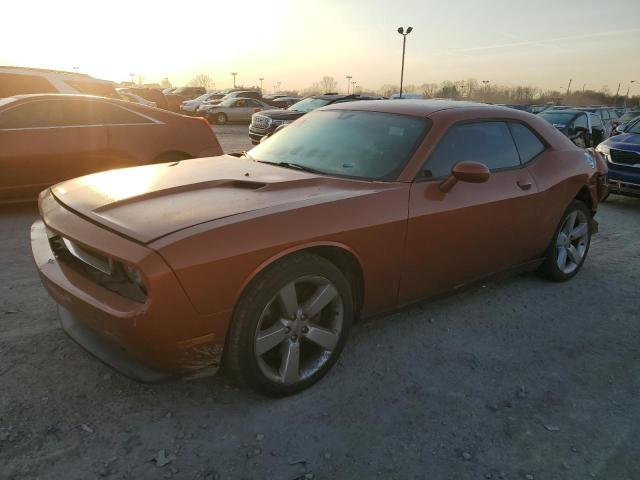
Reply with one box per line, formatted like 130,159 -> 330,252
0,94 -> 222,202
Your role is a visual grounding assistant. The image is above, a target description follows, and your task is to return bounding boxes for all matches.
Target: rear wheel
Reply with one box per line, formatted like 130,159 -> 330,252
215,113 -> 228,125
225,253 -> 353,396
541,200 -> 591,281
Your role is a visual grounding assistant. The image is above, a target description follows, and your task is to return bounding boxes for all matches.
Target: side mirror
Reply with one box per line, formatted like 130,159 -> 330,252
616,124 -> 627,133
439,161 -> 490,192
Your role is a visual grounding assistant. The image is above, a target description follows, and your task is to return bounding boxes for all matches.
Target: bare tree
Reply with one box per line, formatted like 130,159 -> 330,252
319,76 -> 338,93
189,74 -> 214,90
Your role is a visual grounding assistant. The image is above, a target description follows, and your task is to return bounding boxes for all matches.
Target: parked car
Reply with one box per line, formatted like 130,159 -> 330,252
212,90 -> 263,104
612,109 -> 640,132
537,109 -> 605,147
118,91 -> 157,108
118,87 -> 168,110
30,100 -> 606,395
248,94 -> 383,144
268,96 -> 302,109
165,86 -> 207,112
203,98 -> 274,125
0,66 -> 117,98
530,105 -> 549,114
180,92 -> 225,115
575,107 -> 619,137
596,116 -> 640,198
0,94 -> 222,202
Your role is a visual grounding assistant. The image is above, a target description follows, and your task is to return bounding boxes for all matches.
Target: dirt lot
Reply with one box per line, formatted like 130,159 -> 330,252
1,126 -> 640,479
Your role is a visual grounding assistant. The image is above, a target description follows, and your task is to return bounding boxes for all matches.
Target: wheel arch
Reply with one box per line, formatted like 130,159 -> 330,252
575,185 -> 595,215
234,242 -> 366,319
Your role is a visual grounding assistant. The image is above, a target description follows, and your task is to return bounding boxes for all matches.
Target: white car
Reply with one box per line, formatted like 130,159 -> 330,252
181,92 -> 225,115
0,66 -> 117,98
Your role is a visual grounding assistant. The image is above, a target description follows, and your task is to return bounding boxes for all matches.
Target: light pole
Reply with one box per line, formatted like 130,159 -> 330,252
482,80 -> 490,102
73,66 -> 79,73
277,81 -> 281,92
351,81 -> 356,94
230,72 -> 238,88
624,80 -> 637,107
565,78 -> 572,97
259,77 -> 264,92
396,26 -> 413,99
346,75 -> 352,94
129,73 -> 135,84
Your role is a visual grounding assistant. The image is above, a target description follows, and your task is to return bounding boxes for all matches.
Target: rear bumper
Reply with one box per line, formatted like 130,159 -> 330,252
30,194 -> 230,381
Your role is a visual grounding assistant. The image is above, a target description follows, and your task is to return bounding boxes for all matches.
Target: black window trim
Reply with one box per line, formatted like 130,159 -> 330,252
414,117 -> 549,182
0,98 -> 161,131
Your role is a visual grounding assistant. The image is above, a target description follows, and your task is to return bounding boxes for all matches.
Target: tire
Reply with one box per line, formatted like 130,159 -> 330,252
214,113 -> 228,125
540,200 -> 592,282
225,253 -> 353,396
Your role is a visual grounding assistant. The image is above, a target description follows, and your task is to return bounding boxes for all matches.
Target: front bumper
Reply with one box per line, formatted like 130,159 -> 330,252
30,193 -> 230,381
608,178 -> 640,197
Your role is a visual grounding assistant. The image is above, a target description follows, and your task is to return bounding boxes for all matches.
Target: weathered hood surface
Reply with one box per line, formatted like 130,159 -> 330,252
50,155 -> 388,244
603,132 -> 640,152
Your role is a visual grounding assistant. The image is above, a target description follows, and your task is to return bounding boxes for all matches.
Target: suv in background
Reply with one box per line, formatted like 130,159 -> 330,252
249,94 -> 383,144
596,115 -> 640,198
537,109 -> 605,147
0,66 -> 117,98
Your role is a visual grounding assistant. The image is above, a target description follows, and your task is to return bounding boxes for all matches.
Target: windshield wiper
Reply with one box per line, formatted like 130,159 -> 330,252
257,160 -> 324,174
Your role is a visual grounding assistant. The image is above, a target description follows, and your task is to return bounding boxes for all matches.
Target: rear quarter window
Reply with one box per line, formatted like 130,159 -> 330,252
508,122 -> 545,163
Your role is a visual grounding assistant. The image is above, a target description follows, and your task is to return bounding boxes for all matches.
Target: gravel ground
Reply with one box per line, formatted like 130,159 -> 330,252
1,129 -> 639,479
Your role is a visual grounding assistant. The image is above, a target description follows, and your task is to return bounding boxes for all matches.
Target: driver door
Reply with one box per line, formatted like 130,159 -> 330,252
399,121 -> 540,305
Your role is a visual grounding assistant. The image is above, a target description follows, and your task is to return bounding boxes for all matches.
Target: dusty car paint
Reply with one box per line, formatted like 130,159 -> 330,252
31,100 -> 607,381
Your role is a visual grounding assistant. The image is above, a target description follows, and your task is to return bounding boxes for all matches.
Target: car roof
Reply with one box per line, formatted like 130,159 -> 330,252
539,109 -> 585,115
321,99 -> 523,117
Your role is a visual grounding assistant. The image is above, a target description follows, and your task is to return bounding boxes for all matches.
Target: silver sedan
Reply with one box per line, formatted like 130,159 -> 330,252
203,98 -> 277,125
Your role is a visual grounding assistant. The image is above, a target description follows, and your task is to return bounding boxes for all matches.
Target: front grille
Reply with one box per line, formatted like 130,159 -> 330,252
610,149 -> 640,167
252,115 -> 271,130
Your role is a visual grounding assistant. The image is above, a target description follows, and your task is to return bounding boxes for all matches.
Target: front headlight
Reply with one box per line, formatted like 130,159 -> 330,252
596,144 -> 611,161
272,120 -> 292,126
122,263 -> 147,294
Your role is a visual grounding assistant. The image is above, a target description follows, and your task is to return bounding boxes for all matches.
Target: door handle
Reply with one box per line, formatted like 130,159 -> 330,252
517,180 -> 532,190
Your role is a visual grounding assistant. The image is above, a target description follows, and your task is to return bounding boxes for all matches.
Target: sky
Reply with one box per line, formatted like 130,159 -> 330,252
1,0 -> 639,94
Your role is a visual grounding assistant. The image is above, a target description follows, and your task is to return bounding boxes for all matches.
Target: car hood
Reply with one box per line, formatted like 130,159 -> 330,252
602,132 -> 640,152
257,109 -> 306,120
50,155 -> 390,244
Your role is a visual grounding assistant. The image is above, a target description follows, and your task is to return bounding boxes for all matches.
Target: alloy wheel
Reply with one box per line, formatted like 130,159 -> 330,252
556,209 -> 589,274
254,276 -> 343,385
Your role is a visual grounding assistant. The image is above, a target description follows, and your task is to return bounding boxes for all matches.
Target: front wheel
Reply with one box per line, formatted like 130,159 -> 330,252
225,253 -> 353,396
540,200 -> 591,281
214,113 -> 228,125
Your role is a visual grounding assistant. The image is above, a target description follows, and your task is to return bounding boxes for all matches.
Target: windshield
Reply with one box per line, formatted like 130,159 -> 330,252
194,93 -> 212,101
627,119 -> 640,134
288,97 -> 332,113
621,111 -> 640,122
538,111 -> 577,128
247,110 -> 429,180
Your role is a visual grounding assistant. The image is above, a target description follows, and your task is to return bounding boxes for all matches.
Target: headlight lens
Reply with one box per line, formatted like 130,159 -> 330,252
122,263 -> 147,293
596,144 -> 611,161
272,120 -> 291,126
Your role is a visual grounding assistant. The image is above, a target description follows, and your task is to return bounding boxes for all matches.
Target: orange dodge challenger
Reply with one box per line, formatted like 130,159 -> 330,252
31,100 -> 608,395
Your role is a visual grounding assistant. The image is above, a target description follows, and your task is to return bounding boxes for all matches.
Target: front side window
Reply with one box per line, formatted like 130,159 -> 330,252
422,121 -> 521,178
247,110 -> 429,180
509,122 -> 545,163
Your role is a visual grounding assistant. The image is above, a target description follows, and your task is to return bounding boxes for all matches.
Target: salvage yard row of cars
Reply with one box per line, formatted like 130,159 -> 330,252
0,65 -> 637,395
